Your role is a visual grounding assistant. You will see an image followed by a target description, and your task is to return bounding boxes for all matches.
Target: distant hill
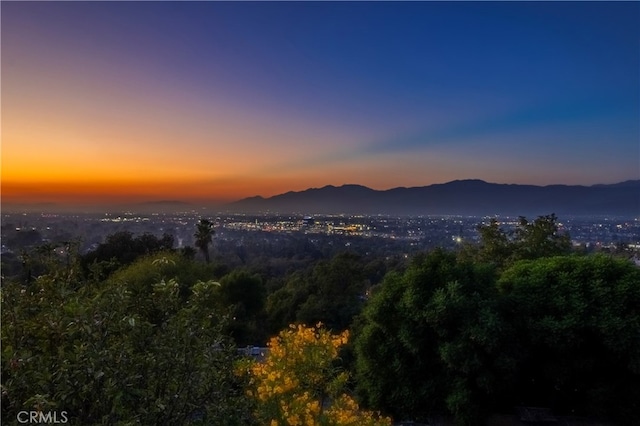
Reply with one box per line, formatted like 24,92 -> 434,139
226,180 -> 640,216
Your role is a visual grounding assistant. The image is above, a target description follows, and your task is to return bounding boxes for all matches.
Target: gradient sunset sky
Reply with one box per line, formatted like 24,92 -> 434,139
2,1 -> 638,207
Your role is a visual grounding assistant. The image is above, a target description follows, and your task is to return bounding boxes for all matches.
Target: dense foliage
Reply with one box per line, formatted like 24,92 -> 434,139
219,269 -> 268,346
80,231 -> 175,279
2,214 -> 638,425
354,249 -> 504,423
354,251 -> 640,425
266,253 -> 374,334
497,255 -> 640,421
461,214 -> 572,268
2,253 -> 251,425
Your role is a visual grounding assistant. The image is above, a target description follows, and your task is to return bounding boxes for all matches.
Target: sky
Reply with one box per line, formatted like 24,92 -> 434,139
2,1 -> 639,208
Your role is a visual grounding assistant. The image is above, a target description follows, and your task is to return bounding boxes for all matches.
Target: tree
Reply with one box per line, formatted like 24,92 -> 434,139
194,219 -> 215,263
462,214 -> 571,269
2,252 -> 253,425
219,270 -> 267,346
497,255 -> 640,424
469,218 -> 511,266
297,252 -> 368,331
240,323 -> 391,426
424,268 -> 514,424
355,248 -> 640,424
354,249 -> 500,423
105,251 -> 225,324
80,231 -> 175,279
266,252 -> 369,334
511,214 -> 572,260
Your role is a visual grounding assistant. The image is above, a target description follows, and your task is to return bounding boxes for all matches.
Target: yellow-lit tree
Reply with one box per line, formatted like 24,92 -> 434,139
239,323 -> 391,426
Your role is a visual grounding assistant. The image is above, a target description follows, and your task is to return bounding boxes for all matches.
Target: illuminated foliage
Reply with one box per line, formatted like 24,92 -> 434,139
241,323 -> 391,426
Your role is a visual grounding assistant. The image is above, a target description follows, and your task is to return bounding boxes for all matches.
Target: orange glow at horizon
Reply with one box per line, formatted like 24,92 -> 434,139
3,180 -> 243,204
1,173 -> 344,205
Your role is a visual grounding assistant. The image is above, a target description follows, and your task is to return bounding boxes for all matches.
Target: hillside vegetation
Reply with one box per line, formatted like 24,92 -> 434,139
2,215 -> 639,425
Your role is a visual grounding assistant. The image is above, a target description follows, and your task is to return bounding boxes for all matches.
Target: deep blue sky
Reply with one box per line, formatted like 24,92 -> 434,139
3,1 -> 639,204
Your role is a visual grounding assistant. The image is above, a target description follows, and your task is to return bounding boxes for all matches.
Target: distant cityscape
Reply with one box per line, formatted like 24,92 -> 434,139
2,210 -> 639,258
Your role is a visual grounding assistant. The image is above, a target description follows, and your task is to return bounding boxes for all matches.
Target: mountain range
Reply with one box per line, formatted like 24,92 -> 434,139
227,180 -> 640,216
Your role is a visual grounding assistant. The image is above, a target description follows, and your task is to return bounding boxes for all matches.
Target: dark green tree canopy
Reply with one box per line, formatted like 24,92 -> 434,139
354,249 -> 640,425
219,269 -> 267,346
463,214 -> 571,268
496,255 -> 640,422
266,252 -> 369,334
80,231 -> 174,279
511,214 -> 572,260
354,249 -> 500,423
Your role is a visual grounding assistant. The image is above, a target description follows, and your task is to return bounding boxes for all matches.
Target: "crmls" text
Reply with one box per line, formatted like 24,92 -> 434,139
17,411 -> 69,424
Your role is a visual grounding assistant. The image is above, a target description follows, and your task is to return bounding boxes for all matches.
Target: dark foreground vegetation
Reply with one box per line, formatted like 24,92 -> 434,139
2,215 -> 639,425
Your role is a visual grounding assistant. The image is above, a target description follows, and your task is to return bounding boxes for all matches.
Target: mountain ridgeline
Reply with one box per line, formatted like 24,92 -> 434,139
228,179 -> 640,216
